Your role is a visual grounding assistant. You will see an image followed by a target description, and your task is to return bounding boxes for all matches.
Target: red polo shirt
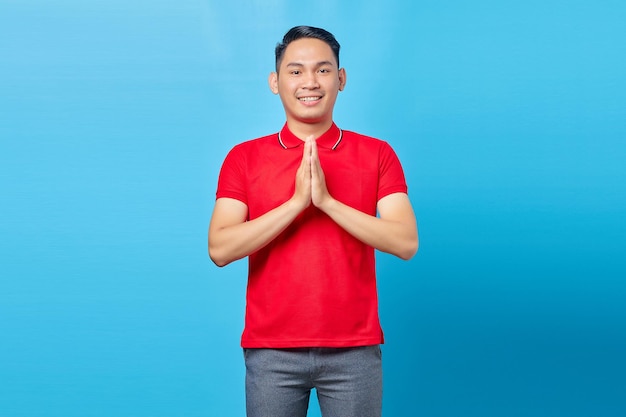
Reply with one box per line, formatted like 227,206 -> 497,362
216,123 -> 408,348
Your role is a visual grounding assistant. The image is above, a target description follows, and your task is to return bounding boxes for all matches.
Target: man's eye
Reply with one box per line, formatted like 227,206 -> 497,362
291,70 -> 300,75
319,68 -> 330,73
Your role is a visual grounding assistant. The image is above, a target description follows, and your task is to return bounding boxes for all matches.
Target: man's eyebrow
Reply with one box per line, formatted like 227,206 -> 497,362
285,61 -> 335,68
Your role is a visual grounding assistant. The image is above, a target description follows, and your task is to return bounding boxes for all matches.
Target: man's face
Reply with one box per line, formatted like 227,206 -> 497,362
269,38 -> 346,129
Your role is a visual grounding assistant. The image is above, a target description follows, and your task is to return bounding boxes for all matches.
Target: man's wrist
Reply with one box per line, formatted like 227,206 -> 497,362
316,195 -> 337,214
288,194 -> 310,213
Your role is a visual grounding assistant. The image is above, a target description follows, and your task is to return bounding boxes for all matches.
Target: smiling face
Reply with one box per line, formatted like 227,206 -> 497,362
269,37 -> 346,137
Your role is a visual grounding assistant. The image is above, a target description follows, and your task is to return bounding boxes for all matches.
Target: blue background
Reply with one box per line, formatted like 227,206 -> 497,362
1,1 -> 625,416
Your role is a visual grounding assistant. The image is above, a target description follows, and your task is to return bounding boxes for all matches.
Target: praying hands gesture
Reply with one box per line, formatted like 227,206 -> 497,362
292,135 -> 332,211
209,136 -> 417,267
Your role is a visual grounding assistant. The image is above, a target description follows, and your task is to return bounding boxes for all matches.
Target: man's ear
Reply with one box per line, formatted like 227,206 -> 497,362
338,68 -> 347,91
268,72 -> 279,94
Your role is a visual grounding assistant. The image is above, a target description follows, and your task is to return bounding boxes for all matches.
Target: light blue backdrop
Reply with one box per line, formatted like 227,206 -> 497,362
1,1 -> 625,416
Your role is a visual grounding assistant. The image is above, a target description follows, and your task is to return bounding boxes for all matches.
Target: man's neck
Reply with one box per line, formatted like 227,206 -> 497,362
286,119 -> 334,140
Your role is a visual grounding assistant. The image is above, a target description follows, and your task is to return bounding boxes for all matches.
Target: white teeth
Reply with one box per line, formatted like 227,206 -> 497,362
299,97 -> 321,101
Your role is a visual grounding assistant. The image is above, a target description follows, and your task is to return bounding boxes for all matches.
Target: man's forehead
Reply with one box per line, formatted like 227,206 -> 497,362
282,38 -> 337,64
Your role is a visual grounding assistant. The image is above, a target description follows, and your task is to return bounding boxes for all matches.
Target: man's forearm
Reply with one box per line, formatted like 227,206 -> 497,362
210,139 -> 315,267
308,137 -> 417,259
317,196 -> 418,260
209,198 -> 306,267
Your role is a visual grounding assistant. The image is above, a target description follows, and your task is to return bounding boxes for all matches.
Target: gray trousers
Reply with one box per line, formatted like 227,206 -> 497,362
244,345 -> 383,417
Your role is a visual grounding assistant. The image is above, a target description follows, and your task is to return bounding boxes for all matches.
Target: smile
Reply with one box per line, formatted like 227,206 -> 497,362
298,96 -> 322,102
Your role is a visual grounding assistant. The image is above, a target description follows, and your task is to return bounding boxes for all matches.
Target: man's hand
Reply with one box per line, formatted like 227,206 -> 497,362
292,135 -> 334,210
309,135 -> 333,209
292,136 -> 313,210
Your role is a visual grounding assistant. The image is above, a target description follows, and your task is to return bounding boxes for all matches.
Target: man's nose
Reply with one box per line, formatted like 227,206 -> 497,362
302,72 -> 320,89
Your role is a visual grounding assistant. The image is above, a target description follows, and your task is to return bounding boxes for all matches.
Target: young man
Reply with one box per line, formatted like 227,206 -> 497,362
209,26 -> 418,417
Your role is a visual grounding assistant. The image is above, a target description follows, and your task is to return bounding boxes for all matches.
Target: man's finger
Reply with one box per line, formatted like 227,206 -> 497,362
309,135 -> 318,160
300,137 -> 311,169
302,138 -> 311,177
310,136 -> 324,176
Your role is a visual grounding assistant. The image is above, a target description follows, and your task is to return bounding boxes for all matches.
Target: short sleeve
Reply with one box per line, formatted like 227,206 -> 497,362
215,144 -> 248,205
377,141 -> 408,200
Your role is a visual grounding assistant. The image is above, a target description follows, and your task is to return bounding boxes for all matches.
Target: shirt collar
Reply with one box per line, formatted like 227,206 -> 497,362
277,123 -> 343,150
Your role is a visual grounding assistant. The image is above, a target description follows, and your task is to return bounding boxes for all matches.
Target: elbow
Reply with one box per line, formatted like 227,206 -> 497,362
398,240 -> 418,261
210,257 -> 229,268
208,233 -> 233,267
208,246 -> 231,268
397,234 -> 419,261
209,254 -> 229,268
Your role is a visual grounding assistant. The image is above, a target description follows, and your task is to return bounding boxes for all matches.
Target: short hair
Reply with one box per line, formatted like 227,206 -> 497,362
275,26 -> 341,72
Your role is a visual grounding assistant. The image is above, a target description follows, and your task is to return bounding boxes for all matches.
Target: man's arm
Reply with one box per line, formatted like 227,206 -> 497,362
309,137 -> 418,260
208,139 -> 314,267
315,192 -> 418,260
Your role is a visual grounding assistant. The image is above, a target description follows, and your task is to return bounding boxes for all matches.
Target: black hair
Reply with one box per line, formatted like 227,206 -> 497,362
275,26 -> 341,72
